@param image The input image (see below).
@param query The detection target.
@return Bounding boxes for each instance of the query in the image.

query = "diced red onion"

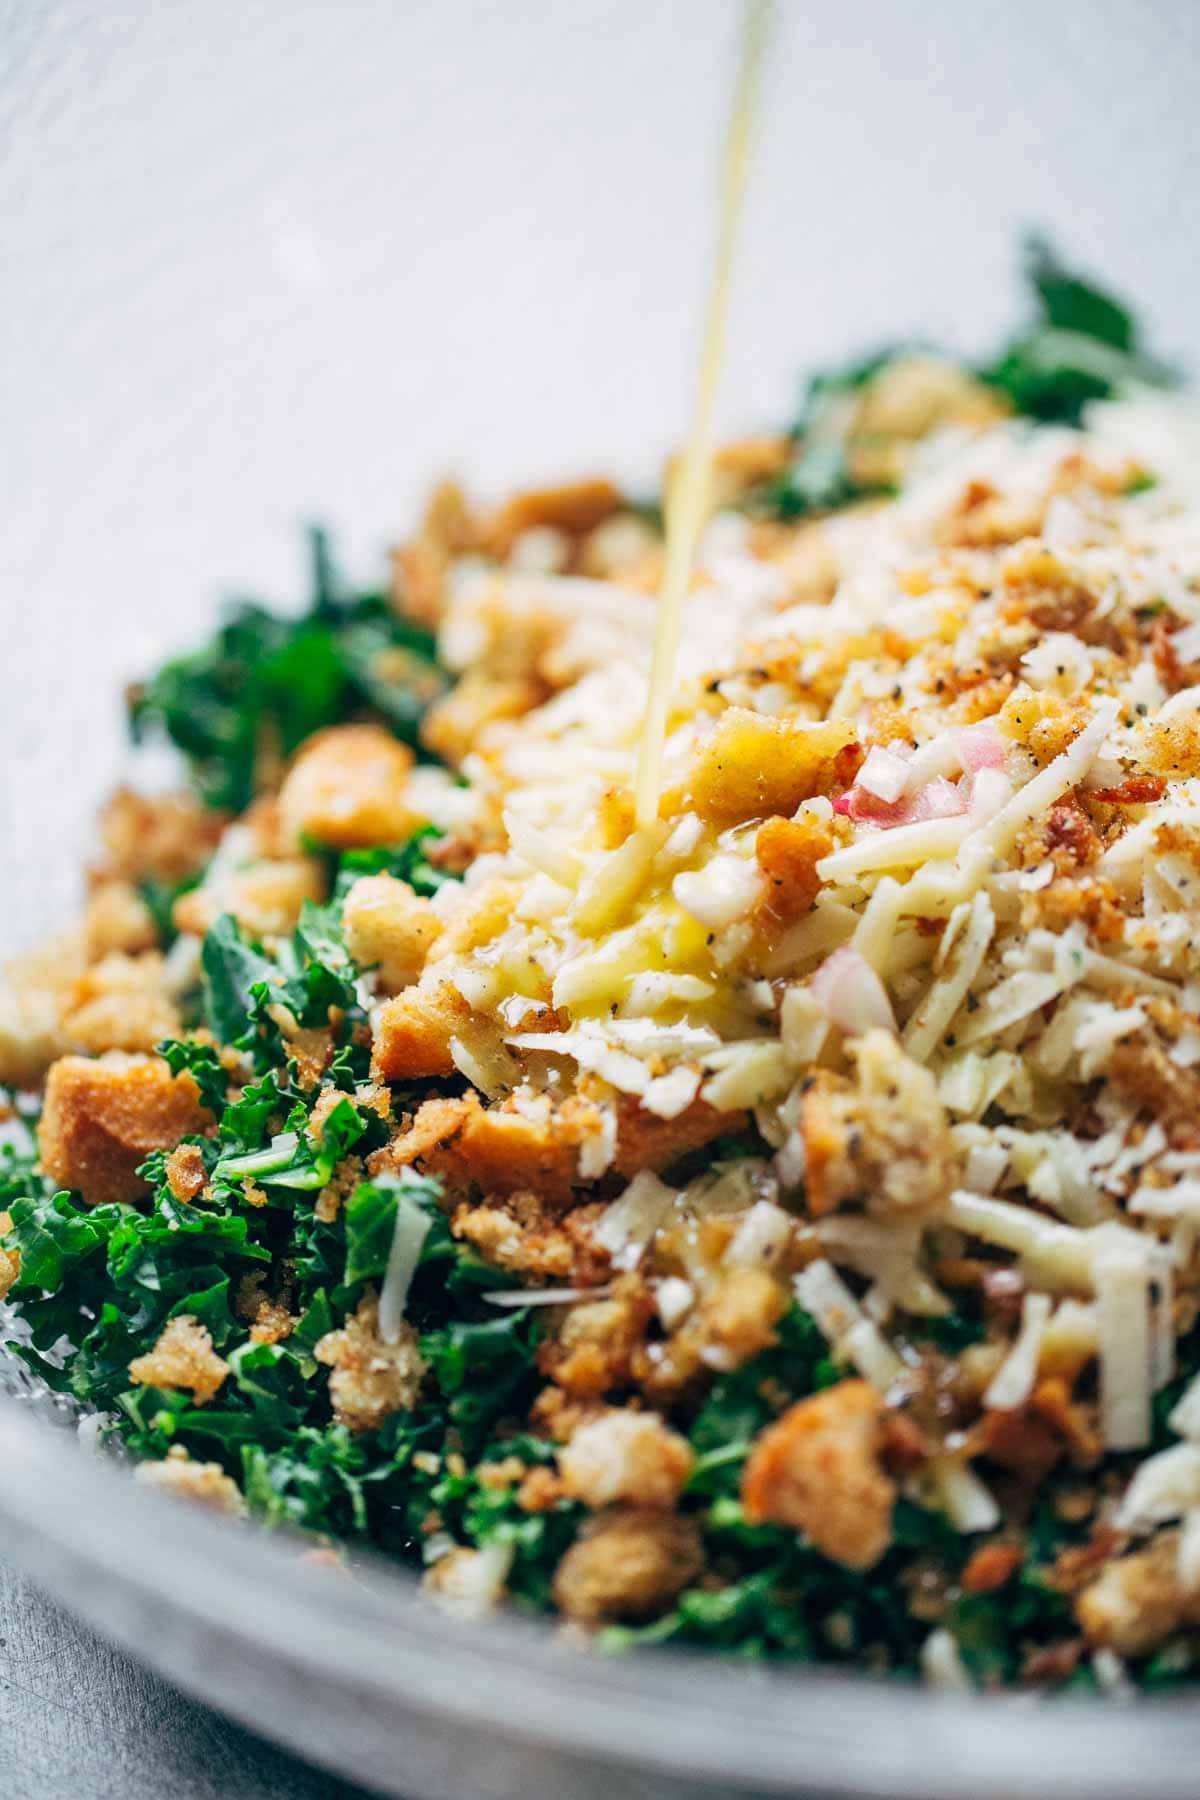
[953,722,1006,774]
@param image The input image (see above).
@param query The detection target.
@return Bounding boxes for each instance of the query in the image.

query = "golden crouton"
[1076,1531,1200,1658]
[173,858,324,939]
[97,787,225,884]
[689,709,858,825]
[421,670,545,768]
[38,1051,211,1206]
[552,1507,702,1624]
[558,1410,694,1510]
[129,1316,230,1405]
[60,952,180,1057]
[0,951,76,1089]
[741,1378,895,1570]
[611,1095,746,1179]
[538,1275,654,1398]
[801,1029,958,1221]
[370,981,470,1081]
[341,874,443,993]
[82,881,158,960]
[134,1445,246,1515]
[754,813,834,928]
[484,477,623,561]
[279,725,418,851]
[315,1292,426,1432]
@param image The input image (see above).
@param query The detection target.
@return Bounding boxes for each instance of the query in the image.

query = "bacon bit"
[880,1410,932,1474]
[962,1542,1024,1594]
[1020,1639,1084,1686]
[977,1406,1062,1485]
[1030,1377,1103,1467]
[1089,774,1167,806]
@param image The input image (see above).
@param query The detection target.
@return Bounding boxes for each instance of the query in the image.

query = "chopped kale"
[129,526,447,812]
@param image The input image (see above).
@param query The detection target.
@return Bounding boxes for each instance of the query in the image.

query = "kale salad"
[5,243,1200,1691]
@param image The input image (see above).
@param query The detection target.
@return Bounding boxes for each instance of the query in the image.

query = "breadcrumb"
[135,1445,246,1516]
[129,1316,230,1406]
[315,1293,427,1432]
[552,1507,702,1624]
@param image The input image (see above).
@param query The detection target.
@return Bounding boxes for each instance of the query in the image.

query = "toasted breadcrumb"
[135,1445,246,1516]
[552,1507,702,1624]
[164,1142,207,1202]
[315,1293,426,1431]
[801,1030,958,1221]
[129,1316,230,1406]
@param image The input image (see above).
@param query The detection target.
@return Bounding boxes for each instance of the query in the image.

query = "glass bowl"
[5,6,1199,1793]
[0,1390,1196,1800]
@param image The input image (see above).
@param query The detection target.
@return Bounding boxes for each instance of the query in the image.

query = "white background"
[3,0,1198,944]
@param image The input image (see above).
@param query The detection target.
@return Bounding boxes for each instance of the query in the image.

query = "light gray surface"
[0,1559,374,1800]
[4,0,1200,949]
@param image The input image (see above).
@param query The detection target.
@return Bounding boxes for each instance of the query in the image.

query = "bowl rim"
[1,1396,1197,1800]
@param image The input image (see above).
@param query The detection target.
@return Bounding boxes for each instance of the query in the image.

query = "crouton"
[611,1095,746,1179]
[134,1445,246,1515]
[314,1293,426,1432]
[741,1378,895,1570]
[552,1507,702,1624]
[370,980,470,1081]
[279,725,418,851]
[128,1316,229,1405]
[82,880,158,960]
[391,478,481,627]
[801,1029,957,1220]
[0,955,75,1088]
[38,1051,211,1205]
[97,787,225,885]
[60,952,180,1056]
[638,1266,788,1401]
[420,671,545,768]
[558,1410,693,1510]
[1076,1531,1200,1658]
[754,813,834,927]
[689,709,858,826]
[342,874,443,993]
[484,477,623,561]
[173,858,324,939]
[538,1275,654,1397]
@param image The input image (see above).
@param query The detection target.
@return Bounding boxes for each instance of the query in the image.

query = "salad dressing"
[633,0,772,827]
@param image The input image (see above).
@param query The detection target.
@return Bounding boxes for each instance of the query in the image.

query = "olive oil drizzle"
[633,0,772,827]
